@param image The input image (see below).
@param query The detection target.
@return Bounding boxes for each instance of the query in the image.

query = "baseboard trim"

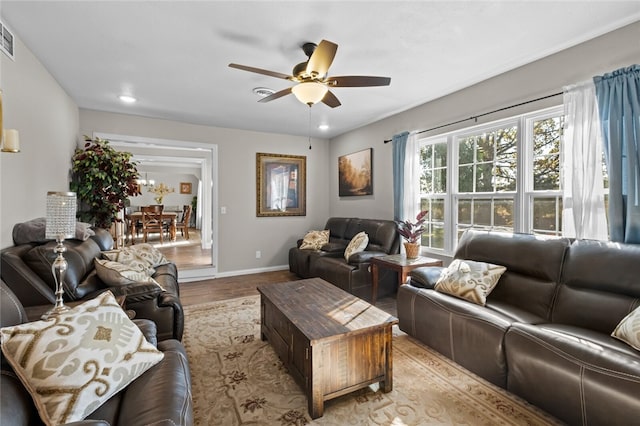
[178,264,290,282]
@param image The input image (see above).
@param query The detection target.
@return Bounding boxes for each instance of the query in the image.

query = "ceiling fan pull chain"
[308,105,312,150]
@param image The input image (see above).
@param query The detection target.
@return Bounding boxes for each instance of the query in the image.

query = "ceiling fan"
[229,39,391,108]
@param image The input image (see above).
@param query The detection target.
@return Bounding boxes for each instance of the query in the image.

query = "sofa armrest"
[409,266,445,289]
[133,319,158,347]
[117,340,193,426]
[348,251,387,264]
[106,281,163,303]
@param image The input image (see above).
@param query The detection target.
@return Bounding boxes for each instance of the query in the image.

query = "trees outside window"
[416,106,606,255]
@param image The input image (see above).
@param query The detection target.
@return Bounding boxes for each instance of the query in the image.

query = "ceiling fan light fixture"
[292,82,328,106]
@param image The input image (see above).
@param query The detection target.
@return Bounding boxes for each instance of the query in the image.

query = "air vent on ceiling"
[1,19,15,60]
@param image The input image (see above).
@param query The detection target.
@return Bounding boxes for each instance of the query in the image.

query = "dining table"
[126,211,179,243]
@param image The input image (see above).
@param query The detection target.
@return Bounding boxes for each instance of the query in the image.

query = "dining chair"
[175,205,192,240]
[141,205,164,243]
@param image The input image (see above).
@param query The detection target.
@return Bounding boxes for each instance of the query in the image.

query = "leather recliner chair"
[0,279,193,426]
[1,227,184,341]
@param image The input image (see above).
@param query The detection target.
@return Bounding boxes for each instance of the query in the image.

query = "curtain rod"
[383,91,563,143]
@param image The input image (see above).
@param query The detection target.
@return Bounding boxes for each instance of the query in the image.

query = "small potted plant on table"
[396,210,428,259]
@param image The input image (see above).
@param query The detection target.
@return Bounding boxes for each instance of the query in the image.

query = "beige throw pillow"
[612,306,640,351]
[94,258,161,288]
[103,243,169,271]
[434,259,506,306]
[344,231,369,262]
[0,291,164,426]
[299,229,330,250]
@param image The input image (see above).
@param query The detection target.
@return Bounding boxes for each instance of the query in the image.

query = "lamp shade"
[291,82,328,105]
[46,192,77,239]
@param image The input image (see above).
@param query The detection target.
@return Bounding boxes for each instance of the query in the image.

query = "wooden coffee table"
[257,278,398,419]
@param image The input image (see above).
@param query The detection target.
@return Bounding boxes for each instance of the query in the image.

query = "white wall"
[79,109,331,273]
[329,21,640,221]
[0,35,79,248]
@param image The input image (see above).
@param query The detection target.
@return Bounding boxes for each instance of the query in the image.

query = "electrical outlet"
[255,250,261,259]
[220,206,227,214]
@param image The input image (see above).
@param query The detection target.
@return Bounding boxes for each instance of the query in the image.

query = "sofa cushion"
[12,217,95,245]
[22,238,103,300]
[0,291,164,426]
[344,231,368,261]
[435,259,506,306]
[299,230,330,250]
[612,306,640,351]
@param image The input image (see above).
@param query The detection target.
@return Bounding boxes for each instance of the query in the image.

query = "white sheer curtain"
[400,132,420,254]
[562,80,608,240]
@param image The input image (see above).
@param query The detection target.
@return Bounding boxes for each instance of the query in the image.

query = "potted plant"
[396,210,428,259]
[70,136,141,230]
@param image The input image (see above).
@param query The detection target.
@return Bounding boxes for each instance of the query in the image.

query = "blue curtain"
[392,131,409,221]
[594,65,640,243]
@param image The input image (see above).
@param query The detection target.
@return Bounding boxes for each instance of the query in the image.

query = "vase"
[404,242,420,259]
[155,196,163,204]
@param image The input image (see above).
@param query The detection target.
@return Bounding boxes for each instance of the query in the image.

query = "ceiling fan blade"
[327,76,391,87]
[229,63,292,80]
[306,40,338,77]
[322,90,341,108]
[258,87,293,103]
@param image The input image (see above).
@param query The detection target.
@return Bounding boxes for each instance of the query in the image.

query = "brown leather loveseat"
[289,217,400,302]
[0,280,193,426]
[397,229,640,425]
[1,227,184,341]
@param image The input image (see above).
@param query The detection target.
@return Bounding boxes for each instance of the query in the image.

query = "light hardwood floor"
[179,270,398,317]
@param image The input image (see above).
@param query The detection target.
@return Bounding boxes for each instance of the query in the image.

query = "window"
[416,106,606,255]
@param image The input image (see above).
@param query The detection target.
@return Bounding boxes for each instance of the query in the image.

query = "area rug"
[183,296,562,426]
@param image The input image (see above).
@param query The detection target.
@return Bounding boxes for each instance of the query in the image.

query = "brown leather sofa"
[1,227,184,341]
[397,230,640,425]
[289,217,400,302]
[0,280,193,426]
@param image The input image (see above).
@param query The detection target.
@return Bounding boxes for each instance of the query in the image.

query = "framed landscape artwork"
[256,152,306,217]
[338,148,373,196]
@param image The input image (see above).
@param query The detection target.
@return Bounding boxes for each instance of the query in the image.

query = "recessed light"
[318,124,329,131]
[252,87,275,97]
[118,95,137,103]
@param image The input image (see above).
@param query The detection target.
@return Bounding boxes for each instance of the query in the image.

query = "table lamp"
[42,191,77,319]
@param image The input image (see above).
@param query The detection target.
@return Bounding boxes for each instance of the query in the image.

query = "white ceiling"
[2,1,639,139]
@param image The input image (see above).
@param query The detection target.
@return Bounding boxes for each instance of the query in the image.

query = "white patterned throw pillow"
[0,291,164,426]
[612,306,640,351]
[103,243,169,271]
[94,258,161,288]
[344,231,369,262]
[299,229,330,250]
[434,259,507,306]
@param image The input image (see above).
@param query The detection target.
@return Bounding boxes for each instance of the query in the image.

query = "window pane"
[533,117,562,191]
[494,199,514,227]
[473,199,492,226]
[431,198,444,221]
[431,223,445,249]
[533,197,559,232]
[495,159,517,191]
[434,143,447,167]
[434,168,446,193]
[459,165,473,192]
[458,199,471,224]
[421,169,432,193]
[476,135,494,162]
[475,163,493,192]
[459,138,474,164]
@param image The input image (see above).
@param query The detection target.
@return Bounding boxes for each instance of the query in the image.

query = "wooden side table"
[370,254,443,304]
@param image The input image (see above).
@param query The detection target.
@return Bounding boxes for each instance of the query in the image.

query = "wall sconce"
[1,129,20,152]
